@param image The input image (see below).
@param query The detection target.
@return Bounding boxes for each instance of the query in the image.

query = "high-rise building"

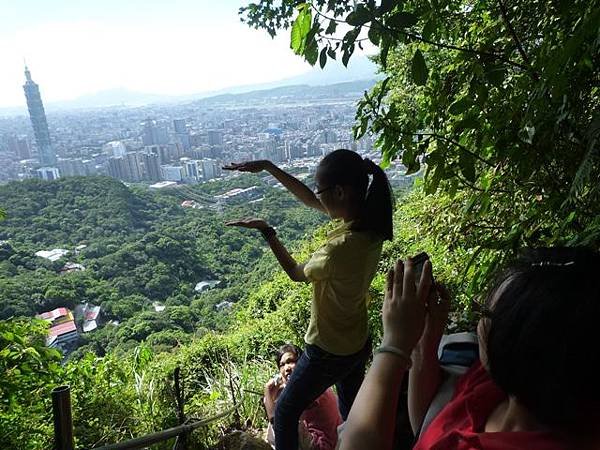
[173,119,187,134]
[200,159,221,181]
[142,119,169,146]
[107,153,143,182]
[103,141,127,157]
[208,130,224,146]
[183,160,202,181]
[23,65,56,166]
[57,158,87,177]
[16,136,32,159]
[37,167,60,180]
[173,119,191,151]
[141,152,161,181]
[124,152,143,181]
[160,165,184,182]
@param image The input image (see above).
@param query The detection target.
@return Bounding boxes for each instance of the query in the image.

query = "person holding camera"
[339,248,600,450]
[264,344,341,450]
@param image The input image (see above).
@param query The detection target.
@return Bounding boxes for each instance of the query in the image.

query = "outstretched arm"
[226,219,307,282]
[223,160,326,213]
[339,259,433,450]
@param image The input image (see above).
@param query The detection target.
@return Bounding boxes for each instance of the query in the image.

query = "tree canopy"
[241,0,600,290]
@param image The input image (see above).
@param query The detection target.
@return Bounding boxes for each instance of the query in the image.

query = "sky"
[0,0,332,108]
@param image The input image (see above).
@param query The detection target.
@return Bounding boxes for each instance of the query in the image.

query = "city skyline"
[0,0,373,109]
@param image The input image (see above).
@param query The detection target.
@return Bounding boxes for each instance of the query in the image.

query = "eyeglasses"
[314,185,333,196]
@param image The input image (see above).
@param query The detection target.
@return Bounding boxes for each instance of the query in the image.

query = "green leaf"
[319,47,328,69]
[422,19,436,40]
[368,25,381,46]
[290,5,312,55]
[449,97,473,115]
[346,5,372,26]
[305,39,319,65]
[342,44,355,67]
[455,116,479,131]
[459,152,476,183]
[380,36,391,69]
[377,0,397,16]
[411,49,428,85]
[327,47,337,60]
[325,20,337,35]
[388,11,418,28]
[343,28,360,46]
[484,65,506,87]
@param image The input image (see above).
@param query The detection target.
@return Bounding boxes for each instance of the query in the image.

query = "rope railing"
[52,366,238,450]
[90,407,235,450]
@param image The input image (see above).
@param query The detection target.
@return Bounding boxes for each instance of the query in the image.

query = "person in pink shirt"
[264,344,342,450]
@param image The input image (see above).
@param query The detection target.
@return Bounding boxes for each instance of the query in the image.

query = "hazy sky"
[0,0,326,107]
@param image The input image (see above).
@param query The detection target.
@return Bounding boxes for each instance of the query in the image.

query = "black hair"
[484,247,600,434]
[318,149,394,241]
[276,343,301,367]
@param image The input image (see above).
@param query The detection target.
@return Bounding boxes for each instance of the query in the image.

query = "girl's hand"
[382,259,433,354]
[226,218,269,230]
[420,283,450,350]
[222,160,272,173]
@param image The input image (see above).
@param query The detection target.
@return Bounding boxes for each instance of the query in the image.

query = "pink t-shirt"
[300,388,343,450]
[267,388,342,450]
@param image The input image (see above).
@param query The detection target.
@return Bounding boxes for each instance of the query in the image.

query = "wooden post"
[52,385,74,450]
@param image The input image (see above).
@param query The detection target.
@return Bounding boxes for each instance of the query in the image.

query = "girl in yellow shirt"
[225,149,394,450]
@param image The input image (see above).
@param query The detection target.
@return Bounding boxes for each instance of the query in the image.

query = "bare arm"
[226,219,307,282]
[408,343,443,434]
[339,259,433,450]
[263,232,307,282]
[339,353,408,450]
[408,285,450,434]
[223,160,326,213]
[265,163,325,213]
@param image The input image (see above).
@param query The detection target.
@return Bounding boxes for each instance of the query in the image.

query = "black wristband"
[260,226,277,240]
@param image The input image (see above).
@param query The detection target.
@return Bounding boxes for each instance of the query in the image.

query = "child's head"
[480,247,600,434]
[315,149,394,240]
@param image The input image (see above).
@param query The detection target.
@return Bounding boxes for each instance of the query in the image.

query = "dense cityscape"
[0,66,409,193]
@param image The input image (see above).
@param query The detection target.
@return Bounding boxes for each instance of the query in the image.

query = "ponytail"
[363,159,394,241]
[318,150,395,241]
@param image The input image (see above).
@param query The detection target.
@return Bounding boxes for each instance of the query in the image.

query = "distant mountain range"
[0,56,380,115]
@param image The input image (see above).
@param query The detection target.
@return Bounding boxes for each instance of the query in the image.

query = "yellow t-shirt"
[303,221,383,355]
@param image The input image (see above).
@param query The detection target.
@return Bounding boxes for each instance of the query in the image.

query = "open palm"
[222,161,268,173]
[226,218,269,229]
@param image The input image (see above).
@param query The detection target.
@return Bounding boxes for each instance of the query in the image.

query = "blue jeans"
[273,338,372,450]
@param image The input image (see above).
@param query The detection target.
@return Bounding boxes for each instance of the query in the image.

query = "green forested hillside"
[0,175,326,356]
[0,181,476,450]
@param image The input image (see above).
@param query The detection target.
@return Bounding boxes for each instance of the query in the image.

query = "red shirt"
[413,362,569,450]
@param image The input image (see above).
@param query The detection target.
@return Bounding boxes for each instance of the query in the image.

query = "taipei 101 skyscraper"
[23,65,57,166]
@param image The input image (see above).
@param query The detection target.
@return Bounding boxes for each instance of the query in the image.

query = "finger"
[402,258,416,300]
[393,259,404,299]
[417,260,433,302]
[385,268,394,301]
